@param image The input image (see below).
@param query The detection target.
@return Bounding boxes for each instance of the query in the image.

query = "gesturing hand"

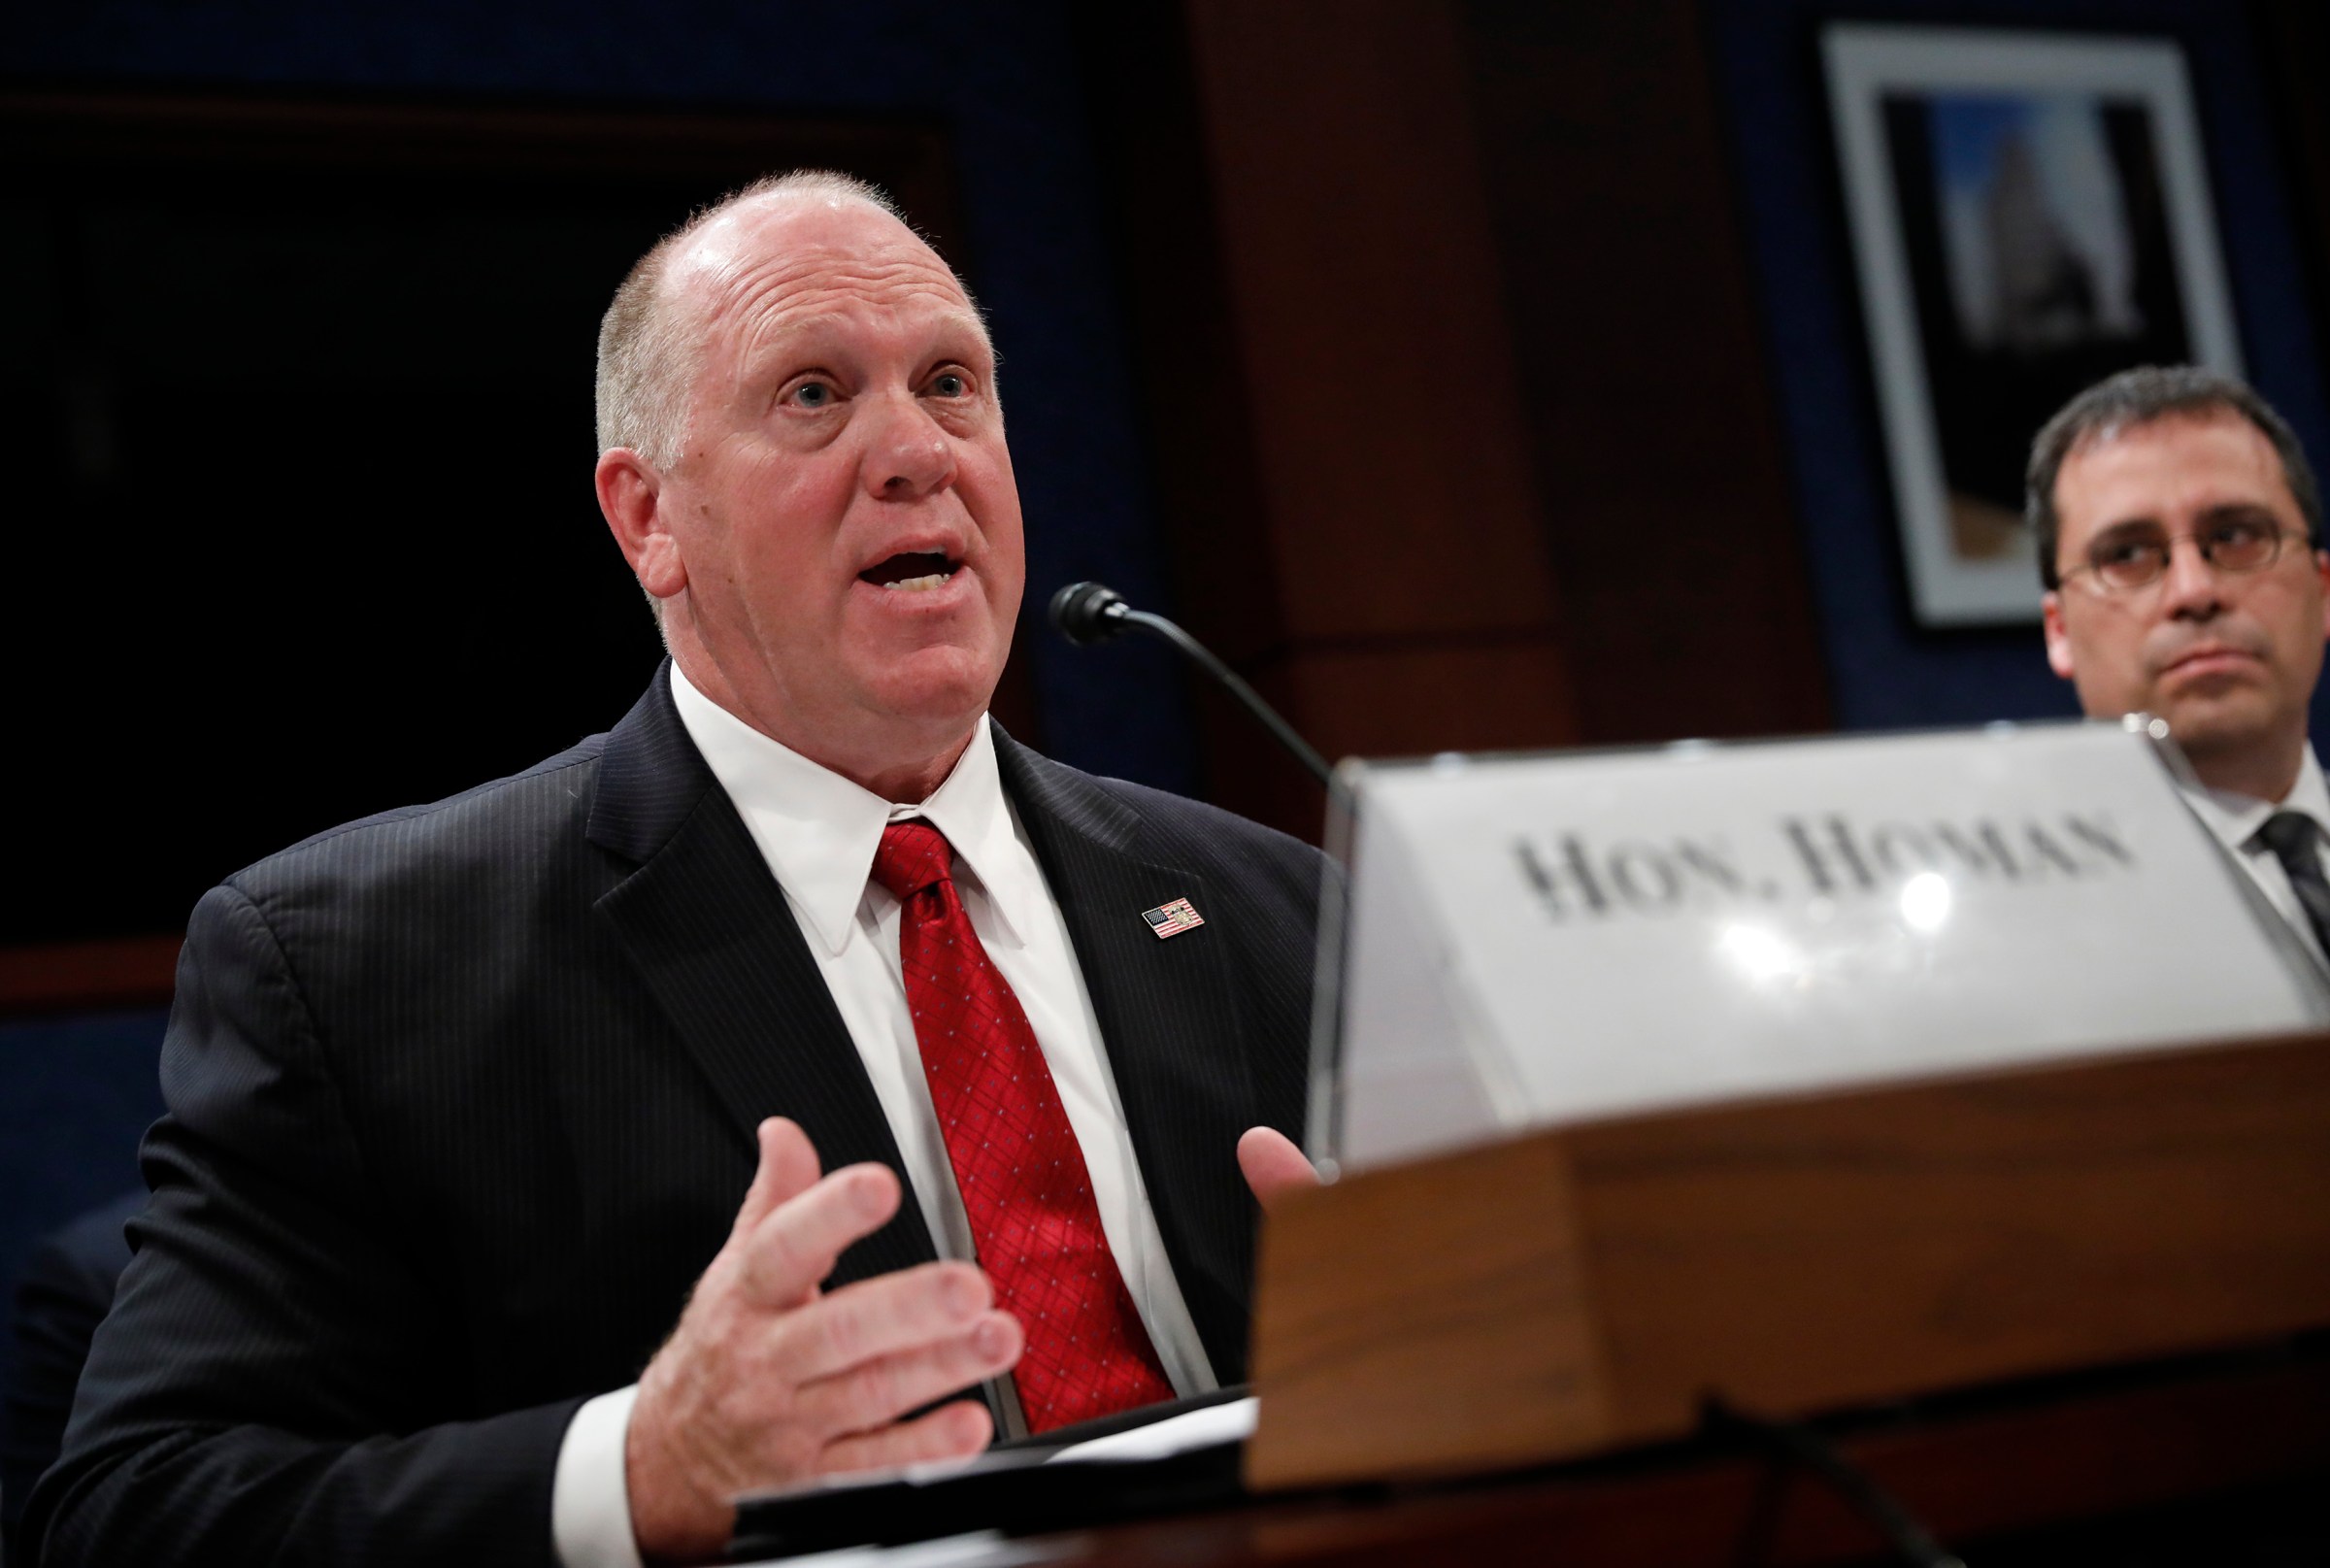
[624,1118,1023,1563]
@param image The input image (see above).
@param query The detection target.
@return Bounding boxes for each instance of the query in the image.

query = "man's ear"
[2315,550,2330,644]
[596,449,687,601]
[2042,590,2078,681]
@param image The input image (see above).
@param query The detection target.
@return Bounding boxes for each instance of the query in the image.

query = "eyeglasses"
[2058,517,2309,594]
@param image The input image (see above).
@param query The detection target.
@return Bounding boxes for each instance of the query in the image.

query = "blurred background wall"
[7,0,2330,1450]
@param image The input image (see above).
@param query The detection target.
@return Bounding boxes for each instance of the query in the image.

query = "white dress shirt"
[2175,744,2330,962]
[551,665,1215,1568]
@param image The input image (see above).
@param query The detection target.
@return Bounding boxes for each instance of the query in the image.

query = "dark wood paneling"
[1076,1,1578,840]
[0,936,181,1018]
[1066,5,1304,830]
[1080,0,1831,841]
[1459,0,1833,744]
[1175,3,1570,652]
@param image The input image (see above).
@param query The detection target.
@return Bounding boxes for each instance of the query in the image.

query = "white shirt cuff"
[551,1385,644,1568]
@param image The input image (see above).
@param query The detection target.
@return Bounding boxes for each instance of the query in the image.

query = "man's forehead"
[671,194,986,350]
[2066,408,2279,478]
[2059,410,2291,522]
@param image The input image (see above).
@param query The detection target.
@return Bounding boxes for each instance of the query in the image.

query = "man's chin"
[858,655,1005,732]
[2154,691,2280,759]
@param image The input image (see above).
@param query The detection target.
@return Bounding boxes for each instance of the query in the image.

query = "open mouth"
[859,550,958,592]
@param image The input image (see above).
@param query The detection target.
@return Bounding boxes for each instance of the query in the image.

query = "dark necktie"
[2252,811,2330,959]
[870,819,1175,1433]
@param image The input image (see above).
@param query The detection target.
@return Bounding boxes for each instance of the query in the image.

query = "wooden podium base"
[1246,1031,2330,1490]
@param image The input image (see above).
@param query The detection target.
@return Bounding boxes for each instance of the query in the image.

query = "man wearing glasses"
[2029,365,2330,959]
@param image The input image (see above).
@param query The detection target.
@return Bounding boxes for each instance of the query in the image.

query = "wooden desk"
[1249,1034,2330,1491]
[1031,1344,2330,1566]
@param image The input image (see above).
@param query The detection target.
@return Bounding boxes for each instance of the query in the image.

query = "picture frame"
[1821,23,2242,626]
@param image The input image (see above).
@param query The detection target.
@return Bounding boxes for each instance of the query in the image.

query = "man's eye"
[2210,518,2272,548]
[929,371,968,398]
[788,382,835,408]
[2095,540,2162,568]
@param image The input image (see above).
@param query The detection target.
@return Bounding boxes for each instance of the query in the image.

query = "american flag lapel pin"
[1141,897,1206,939]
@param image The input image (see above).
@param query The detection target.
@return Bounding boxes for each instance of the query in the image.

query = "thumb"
[1238,1125,1321,1215]
[734,1117,823,1237]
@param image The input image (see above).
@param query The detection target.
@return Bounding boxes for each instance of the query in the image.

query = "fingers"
[732,1118,823,1239]
[627,1153,996,1562]
[819,1397,996,1478]
[795,1305,1023,1436]
[778,1261,995,1383]
[736,1161,903,1306]
[1237,1125,1321,1215]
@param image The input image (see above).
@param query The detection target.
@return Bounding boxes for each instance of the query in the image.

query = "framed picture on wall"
[1821,23,2242,626]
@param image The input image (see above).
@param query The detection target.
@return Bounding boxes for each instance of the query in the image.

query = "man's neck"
[671,650,977,805]
[843,733,979,806]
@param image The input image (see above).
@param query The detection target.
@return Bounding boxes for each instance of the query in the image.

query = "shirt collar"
[666,663,1020,955]
[2178,744,2330,853]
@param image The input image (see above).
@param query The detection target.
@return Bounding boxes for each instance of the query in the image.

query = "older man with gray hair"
[29,171,1321,1568]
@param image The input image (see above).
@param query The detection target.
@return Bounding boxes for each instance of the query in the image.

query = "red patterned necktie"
[870,819,1176,1432]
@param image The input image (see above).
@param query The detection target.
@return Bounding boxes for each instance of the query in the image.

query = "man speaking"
[30,172,1321,1566]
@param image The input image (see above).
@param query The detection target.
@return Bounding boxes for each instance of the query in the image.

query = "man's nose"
[861,394,957,499]
[2158,534,2225,618]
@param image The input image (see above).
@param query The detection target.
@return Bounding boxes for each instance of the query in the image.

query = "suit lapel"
[585,667,935,1287]
[993,727,1261,1381]
[580,683,1263,1367]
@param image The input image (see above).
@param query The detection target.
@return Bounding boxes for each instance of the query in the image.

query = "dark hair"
[2024,365,2324,589]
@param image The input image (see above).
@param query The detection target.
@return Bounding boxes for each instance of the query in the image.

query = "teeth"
[882,572,952,592]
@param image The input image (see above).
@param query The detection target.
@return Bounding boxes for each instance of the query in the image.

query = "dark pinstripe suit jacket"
[28,667,1323,1567]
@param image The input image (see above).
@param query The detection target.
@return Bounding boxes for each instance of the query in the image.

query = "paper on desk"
[731,1399,1257,1563]
[738,1527,1065,1567]
[1045,1395,1257,1463]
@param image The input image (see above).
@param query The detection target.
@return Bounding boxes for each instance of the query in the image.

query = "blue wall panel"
[0,1011,166,1403]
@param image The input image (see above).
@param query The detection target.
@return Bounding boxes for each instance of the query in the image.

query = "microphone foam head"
[1048,581,1128,645]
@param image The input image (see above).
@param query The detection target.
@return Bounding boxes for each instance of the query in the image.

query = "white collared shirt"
[552,666,1215,1568]
[2176,745,2330,961]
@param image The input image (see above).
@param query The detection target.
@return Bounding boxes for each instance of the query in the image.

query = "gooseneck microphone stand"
[1048,582,1344,807]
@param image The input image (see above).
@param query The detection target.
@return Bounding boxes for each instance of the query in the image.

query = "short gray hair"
[594,169,907,469]
[2025,364,2323,589]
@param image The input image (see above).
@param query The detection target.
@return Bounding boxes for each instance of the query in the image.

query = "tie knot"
[2257,810,2320,863]
[872,819,954,902]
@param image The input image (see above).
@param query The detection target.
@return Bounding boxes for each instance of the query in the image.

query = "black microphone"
[1047,582,1342,799]
[1048,581,1131,646]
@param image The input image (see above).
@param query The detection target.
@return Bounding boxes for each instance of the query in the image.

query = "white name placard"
[1320,721,2328,1171]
